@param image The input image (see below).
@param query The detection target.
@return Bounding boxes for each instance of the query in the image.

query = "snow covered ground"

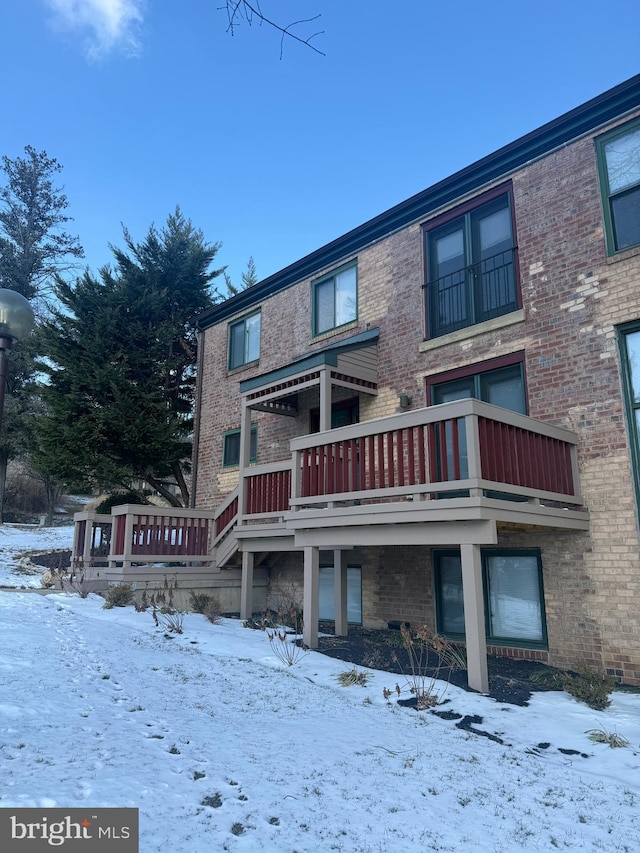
[0,525,639,852]
[0,523,74,588]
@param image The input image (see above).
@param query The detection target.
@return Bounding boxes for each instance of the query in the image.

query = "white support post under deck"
[333,549,348,637]
[302,546,320,649]
[240,551,254,620]
[460,543,489,694]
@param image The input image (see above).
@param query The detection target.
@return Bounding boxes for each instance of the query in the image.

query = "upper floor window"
[597,119,640,254]
[228,311,261,370]
[423,188,518,339]
[222,425,258,468]
[312,263,357,336]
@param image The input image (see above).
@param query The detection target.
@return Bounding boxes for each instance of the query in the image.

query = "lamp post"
[0,289,35,432]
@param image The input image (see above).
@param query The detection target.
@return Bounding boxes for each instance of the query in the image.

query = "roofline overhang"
[240,327,380,395]
[197,74,640,331]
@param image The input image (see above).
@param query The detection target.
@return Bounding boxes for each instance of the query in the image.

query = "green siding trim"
[616,323,640,523]
[222,425,258,468]
[595,115,640,256]
[197,75,640,331]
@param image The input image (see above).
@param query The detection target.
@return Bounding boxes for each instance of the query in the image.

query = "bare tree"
[221,1,325,57]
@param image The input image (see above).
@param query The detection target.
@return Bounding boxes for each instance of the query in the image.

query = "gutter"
[197,73,640,330]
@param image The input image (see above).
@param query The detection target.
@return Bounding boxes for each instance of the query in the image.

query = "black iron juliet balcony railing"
[423,248,518,339]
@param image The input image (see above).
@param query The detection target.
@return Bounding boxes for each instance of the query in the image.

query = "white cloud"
[44,0,145,60]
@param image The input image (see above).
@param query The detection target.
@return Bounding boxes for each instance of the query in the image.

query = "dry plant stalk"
[266,603,307,666]
[387,623,462,710]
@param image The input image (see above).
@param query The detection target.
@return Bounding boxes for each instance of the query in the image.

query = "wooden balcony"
[232,399,587,545]
[109,504,213,570]
[76,400,586,571]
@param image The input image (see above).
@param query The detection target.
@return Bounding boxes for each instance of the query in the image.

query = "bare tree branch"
[221,1,325,57]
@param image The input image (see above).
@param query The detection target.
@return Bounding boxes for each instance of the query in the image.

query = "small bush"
[268,583,303,630]
[563,666,615,711]
[94,491,150,514]
[267,626,307,667]
[530,667,567,689]
[531,664,615,710]
[203,597,223,624]
[188,592,212,613]
[586,728,629,748]
[243,612,277,631]
[335,667,370,687]
[64,571,92,599]
[103,583,134,609]
[387,623,457,709]
[153,608,184,634]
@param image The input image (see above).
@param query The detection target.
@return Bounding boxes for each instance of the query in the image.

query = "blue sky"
[1,1,639,291]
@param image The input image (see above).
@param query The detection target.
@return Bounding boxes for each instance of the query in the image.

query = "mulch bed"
[315,626,555,706]
[27,551,72,571]
[22,559,550,706]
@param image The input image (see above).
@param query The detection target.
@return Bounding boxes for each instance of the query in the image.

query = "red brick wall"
[196,108,640,685]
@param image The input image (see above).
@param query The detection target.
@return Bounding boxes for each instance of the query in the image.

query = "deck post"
[122,511,135,574]
[302,546,320,649]
[240,551,254,620]
[72,518,85,569]
[333,549,348,637]
[460,543,489,694]
[237,402,253,521]
[464,413,483,497]
[319,367,332,432]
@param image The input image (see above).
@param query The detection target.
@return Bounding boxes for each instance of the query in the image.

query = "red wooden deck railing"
[71,512,113,570]
[289,399,581,507]
[245,466,291,515]
[128,514,210,556]
[300,425,429,497]
[214,495,239,538]
[108,505,214,566]
[478,417,575,494]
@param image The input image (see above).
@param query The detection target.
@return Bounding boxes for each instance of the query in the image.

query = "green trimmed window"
[435,549,547,648]
[597,119,640,254]
[222,426,257,468]
[424,189,518,339]
[228,311,261,369]
[312,264,357,335]
[618,322,640,516]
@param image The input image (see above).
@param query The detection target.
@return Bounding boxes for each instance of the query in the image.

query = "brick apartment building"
[191,74,640,692]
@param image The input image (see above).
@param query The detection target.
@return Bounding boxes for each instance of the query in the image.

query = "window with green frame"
[222,426,257,468]
[228,311,261,369]
[617,322,640,515]
[596,118,640,254]
[312,263,357,335]
[434,549,547,648]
